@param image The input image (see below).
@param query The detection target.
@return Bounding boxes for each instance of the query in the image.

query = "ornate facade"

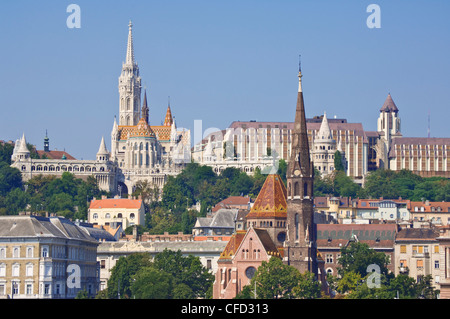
[11,22,191,195]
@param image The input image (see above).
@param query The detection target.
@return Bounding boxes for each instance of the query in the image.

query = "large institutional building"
[192,94,449,181]
[10,22,191,195]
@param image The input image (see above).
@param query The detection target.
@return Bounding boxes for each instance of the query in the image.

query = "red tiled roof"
[89,198,143,209]
[37,150,76,160]
[212,196,251,212]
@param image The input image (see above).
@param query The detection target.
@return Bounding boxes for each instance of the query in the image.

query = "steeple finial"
[298,55,303,93]
[126,20,135,65]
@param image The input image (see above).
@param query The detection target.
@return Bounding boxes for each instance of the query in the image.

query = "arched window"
[294,182,299,196]
[304,183,308,197]
[295,213,299,240]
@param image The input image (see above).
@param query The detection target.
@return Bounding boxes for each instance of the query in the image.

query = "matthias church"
[11,22,191,195]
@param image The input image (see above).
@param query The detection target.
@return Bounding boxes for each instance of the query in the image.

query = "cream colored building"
[88,197,145,229]
[0,215,99,299]
[394,227,441,290]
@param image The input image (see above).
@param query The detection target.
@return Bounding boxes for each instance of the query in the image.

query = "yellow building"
[0,215,99,299]
[88,197,145,229]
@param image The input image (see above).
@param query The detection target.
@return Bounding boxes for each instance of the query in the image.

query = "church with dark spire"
[283,65,318,275]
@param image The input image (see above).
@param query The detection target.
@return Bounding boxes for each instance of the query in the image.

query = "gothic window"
[295,214,299,240]
[127,98,131,110]
[294,182,299,196]
[304,183,308,197]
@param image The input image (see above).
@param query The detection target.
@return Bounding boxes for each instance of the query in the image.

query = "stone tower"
[376,93,402,168]
[283,66,317,275]
[118,21,142,126]
[313,112,337,175]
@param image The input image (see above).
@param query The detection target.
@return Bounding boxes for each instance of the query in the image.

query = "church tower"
[118,21,142,126]
[283,65,317,275]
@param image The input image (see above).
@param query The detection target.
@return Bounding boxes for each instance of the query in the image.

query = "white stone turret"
[313,112,336,175]
[15,133,31,161]
[118,21,142,126]
[97,136,109,161]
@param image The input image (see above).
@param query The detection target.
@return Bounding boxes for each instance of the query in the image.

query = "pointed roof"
[97,136,109,155]
[288,68,312,177]
[141,90,149,123]
[129,117,156,139]
[246,174,287,219]
[17,133,30,154]
[125,20,135,65]
[163,104,173,126]
[316,112,332,140]
[380,93,398,112]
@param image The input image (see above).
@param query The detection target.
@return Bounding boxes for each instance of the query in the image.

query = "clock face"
[294,169,300,176]
[245,266,256,279]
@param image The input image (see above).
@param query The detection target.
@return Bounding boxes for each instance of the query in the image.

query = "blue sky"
[0,0,449,160]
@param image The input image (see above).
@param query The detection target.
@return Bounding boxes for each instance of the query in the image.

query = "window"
[417,260,424,269]
[400,245,407,254]
[27,247,33,258]
[435,260,440,269]
[326,254,333,263]
[0,264,5,276]
[434,245,440,253]
[26,264,33,276]
[400,259,407,267]
[26,284,33,295]
[13,247,20,258]
[12,264,20,276]
[44,284,50,295]
[41,246,49,258]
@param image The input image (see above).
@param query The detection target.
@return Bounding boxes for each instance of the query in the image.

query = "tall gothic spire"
[288,65,312,177]
[141,90,149,123]
[126,20,135,65]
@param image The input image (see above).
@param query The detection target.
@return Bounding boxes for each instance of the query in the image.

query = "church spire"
[141,90,149,123]
[126,20,135,65]
[288,64,312,178]
[164,97,174,126]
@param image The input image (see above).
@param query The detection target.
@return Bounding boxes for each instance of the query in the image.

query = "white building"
[10,21,191,196]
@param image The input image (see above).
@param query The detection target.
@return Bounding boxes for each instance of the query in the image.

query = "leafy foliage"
[103,250,213,299]
[235,257,321,299]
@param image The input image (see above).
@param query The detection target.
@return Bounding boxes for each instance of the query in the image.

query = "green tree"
[0,162,23,196]
[151,249,214,299]
[130,267,172,299]
[247,257,301,299]
[334,150,345,171]
[338,242,390,278]
[107,253,153,299]
[292,271,322,299]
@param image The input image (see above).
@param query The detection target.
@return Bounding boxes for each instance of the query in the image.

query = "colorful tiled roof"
[128,118,156,139]
[246,174,287,219]
[163,105,173,126]
[218,230,247,261]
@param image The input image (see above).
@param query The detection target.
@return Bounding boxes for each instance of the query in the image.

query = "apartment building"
[0,215,99,299]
